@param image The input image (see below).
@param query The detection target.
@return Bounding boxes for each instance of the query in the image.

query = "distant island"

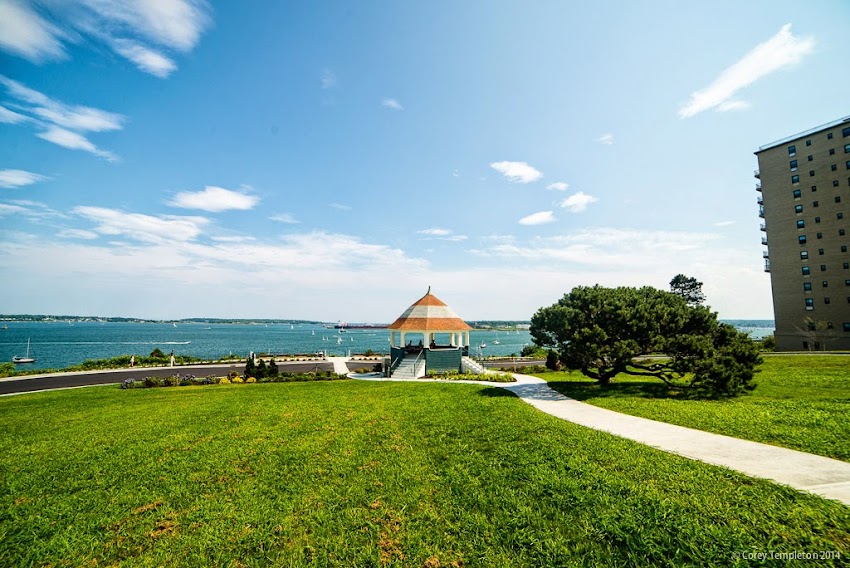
[0,314,533,330]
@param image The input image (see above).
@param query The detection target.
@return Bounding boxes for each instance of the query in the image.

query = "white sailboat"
[13,338,36,364]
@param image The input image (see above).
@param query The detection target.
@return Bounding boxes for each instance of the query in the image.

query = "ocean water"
[1,319,774,371]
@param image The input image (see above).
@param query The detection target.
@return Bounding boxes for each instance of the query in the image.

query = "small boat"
[493,340,500,345]
[13,338,36,364]
[311,330,315,336]
[479,342,486,349]
[337,336,343,344]
[173,323,177,328]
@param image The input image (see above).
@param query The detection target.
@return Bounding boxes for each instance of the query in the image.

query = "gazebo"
[385,287,473,378]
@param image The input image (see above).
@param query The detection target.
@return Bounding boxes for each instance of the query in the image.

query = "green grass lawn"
[2,380,849,567]
[537,354,850,462]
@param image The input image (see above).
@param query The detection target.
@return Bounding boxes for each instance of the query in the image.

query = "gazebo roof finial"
[427,285,431,295]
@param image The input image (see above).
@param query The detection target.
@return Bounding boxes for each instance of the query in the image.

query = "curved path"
[351,369,850,506]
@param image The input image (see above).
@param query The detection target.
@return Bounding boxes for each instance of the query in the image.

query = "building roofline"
[755,115,850,154]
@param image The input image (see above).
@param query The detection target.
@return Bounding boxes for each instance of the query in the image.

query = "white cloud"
[0,0,65,61]
[0,104,28,124]
[168,186,260,212]
[546,182,569,191]
[0,199,63,219]
[270,213,299,224]
[111,39,177,78]
[381,98,403,111]
[417,228,452,236]
[490,161,543,184]
[559,191,598,213]
[519,211,556,225]
[36,126,118,161]
[321,68,337,89]
[0,76,124,160]
[714,220,735,227]
[0,169,47,188]
[678,24,814,119]
[417,228,468,242]
[596,133,614,145]
[0,203,27,216]
[0,0,210,77]
[74,206,208,244]
[717,100,751,112]
[330,202,352,211]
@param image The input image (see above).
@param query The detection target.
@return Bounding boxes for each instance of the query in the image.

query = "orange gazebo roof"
[387,288,472,332]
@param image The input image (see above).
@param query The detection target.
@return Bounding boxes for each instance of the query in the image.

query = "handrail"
[412,350,424,377]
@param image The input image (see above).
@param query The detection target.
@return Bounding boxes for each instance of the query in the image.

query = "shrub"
[232,376,244,384]
[144,376,163,388]
[760,334,776,352]
[546,350,561,371]
[165,375,182,387]
[218,377,231,385]
[246,377,256,383]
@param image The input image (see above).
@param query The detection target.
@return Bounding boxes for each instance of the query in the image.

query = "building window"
[842,246,848,253]
[846,161,850,169]
[846,280,850,286]
[793,189,802,198]
[790,159,798,170]
[844,127,850,137]
[837,196,843,203]
[819,248,825,255]
[789,145,796,156]
[845,262,850,269]
[803,282,812,291]
[817,232,823,239]
[823,280,829,288]
[821,264,827,272]
[815,216,821,223]
[809,170,816,177]
[825,297,831,304]
[801,251,809,259]
[797,220,805,228]
[845,323,850,332]
[805,298,814,309]
[828,132,834,139]
[792,175,800,183]
[811,185,817,192]
[830,149,836,156]
[835,180,841,187]
[808,155,814,161]
[814,200,819,207]
[841,229,847,236]
[802,266,810,275]
[806,139,812,146]
[846,144,850,153]
[839,213,845,220]
[833,164,839,171]
[795,204,803,213]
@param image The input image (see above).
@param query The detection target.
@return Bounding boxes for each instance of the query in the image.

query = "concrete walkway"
[353,370,850,506]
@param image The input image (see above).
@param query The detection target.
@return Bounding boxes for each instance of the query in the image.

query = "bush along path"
[354,372,850,506]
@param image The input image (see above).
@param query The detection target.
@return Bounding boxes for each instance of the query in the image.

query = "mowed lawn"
[538,354,850,462]
[2,380,849,567]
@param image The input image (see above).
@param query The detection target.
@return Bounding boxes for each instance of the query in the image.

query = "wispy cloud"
[0,169,47,189]
[381,98,403,111]
[57,228,99,240]
[490,161,543,184]
[74,206,208,244]
[678,24,814,119]
[416,227,467,242]
[270,213,299,224]
[714,220,735,227]
[0,0,64,61]
[519,211,556,225]
[596,133,614,145]
[0,0,210,77]
[0,75,124,160]
[330,202,352,211]
[559,191,598,213]
[168,186,260,212]
[546,182,569,191]
[321,68,337,90]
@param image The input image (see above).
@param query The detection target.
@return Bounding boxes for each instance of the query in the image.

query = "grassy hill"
[2,379,849,566]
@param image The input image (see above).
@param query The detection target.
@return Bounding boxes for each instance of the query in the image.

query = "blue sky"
[1,1,849,321]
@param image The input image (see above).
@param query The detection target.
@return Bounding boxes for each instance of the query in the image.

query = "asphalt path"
[0,361,336,395]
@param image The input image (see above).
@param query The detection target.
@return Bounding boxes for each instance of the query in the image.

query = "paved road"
[0,361,335,395]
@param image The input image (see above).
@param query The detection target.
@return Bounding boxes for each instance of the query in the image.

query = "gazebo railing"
[412,349,425,377]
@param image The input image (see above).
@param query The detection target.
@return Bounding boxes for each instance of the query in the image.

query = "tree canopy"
[530,285,761,396]
[669,274,706,306]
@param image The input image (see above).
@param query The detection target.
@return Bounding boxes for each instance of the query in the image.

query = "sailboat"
[13,338,36,364]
